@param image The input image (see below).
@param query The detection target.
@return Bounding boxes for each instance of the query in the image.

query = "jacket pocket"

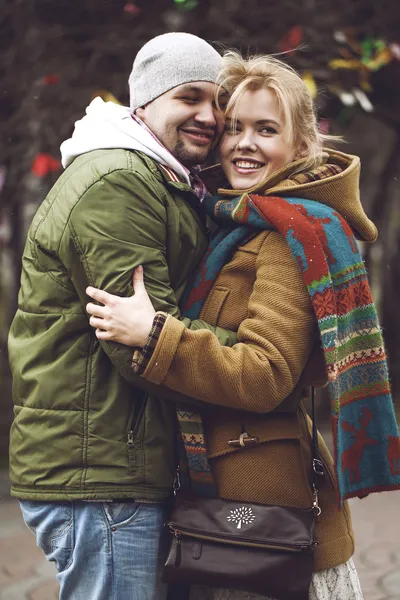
[201,286,230,325]
[206,411,302,460]
[127,391,147,481]
[207,411,313,507]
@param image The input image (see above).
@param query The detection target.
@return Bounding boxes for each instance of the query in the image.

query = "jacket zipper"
[127,393,148,449]
[169,525,314,554]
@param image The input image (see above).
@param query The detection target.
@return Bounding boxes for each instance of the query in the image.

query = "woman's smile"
[232,157,266,175]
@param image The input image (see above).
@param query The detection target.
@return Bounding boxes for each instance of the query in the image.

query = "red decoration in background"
[41,74,60,85]
[318,119,330,135]
[124,3,142,16]
[0,165,6,194]
[390,43,400,60]
[278,26,303,55]
[31,153,61,177]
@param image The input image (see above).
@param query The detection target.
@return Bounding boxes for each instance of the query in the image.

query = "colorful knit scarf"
[178,193,400,505]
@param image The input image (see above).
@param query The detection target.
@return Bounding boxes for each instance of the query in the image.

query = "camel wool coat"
[140,150,378,572]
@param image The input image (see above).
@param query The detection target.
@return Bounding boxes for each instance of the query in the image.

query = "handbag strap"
[310,386,324,515]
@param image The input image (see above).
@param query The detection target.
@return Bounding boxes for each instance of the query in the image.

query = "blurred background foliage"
[1,0,400,460]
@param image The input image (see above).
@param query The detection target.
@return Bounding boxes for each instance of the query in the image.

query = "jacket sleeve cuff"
[132,312,168,375]
[141,315,187,385]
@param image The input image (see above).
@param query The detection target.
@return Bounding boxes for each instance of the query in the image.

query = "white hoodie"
[60,97,190,185]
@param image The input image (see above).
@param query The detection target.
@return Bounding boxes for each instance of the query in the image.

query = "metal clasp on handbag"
[173,466,181,496]
[312,458,325,477]
[312,484,321,517]
[228,432,259,448]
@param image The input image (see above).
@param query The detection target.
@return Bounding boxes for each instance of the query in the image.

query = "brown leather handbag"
[164,495,316,600]
[163,390,324,600]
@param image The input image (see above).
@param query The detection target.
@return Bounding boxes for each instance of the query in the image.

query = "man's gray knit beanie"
[129,32,222,112]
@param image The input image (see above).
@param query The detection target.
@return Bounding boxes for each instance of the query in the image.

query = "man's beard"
[173,139,211,168]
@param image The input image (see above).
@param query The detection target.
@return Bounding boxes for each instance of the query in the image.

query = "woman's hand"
[86,266,156,347]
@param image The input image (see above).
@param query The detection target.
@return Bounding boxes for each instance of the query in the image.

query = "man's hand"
[86,266,156,347]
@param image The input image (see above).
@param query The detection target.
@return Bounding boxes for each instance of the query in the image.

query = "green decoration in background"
[174,0,198,10]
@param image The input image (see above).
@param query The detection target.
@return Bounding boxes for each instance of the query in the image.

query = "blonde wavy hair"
[217,51,340,172]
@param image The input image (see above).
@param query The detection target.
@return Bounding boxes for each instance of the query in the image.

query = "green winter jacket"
[8,149,235,501]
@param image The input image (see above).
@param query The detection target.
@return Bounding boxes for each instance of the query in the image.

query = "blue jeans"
[20,500,168,600]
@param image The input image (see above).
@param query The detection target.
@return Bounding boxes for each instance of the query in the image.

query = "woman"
[85,53,398,599]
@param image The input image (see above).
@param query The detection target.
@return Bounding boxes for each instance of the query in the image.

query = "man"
[8,32,232,600]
